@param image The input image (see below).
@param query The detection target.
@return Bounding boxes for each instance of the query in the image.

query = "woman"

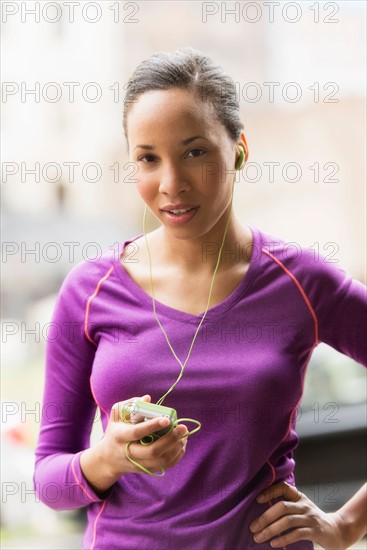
[33,48,367,549]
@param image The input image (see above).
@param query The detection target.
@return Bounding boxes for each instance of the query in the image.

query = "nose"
[158,161,191,196]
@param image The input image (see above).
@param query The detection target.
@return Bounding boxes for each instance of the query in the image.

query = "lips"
[161,203,199,213]
[160,205,199,225]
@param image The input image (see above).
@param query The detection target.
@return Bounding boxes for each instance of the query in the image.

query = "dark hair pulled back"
[123,47,243,143]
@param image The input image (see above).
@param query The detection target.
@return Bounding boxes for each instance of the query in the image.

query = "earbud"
[235,147,246,170]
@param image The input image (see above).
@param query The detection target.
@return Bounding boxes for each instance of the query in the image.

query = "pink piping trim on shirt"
[72,449,111,550]
[261,248,319,344]
[90,376,109,419]
[260,247,320,550]
[83,265,114,418]
[266,460,276,487]
[91,499,108,550]
[82,265,115,549]
[270,344,317,550]
[84,265,115,346]
[71,453,99,502]
[285,344,317,438]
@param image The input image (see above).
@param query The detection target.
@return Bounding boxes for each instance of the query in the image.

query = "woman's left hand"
[249,481,348,549]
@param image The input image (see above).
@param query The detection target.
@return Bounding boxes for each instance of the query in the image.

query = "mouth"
[160,206,199,225]
[163,207,196,215]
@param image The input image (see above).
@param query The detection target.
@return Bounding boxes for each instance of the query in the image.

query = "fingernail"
[159,417,170,426]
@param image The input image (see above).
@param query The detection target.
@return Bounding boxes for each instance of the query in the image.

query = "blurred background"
[1,0,366,547]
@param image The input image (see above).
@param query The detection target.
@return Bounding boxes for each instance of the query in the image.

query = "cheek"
[134,173,157,203]
[202,153,234,187]
[203,172,228,204]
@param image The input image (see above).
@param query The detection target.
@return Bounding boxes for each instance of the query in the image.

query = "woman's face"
[126,87,239,240]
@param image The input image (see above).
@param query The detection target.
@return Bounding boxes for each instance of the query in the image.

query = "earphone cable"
[143,182,235,406]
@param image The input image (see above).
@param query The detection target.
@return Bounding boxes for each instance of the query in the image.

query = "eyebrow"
[133,135,208,151]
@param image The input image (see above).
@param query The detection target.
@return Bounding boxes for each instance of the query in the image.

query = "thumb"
[110,395,151,423]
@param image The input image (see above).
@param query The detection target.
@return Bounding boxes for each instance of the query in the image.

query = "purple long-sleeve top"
[33,225,367,549]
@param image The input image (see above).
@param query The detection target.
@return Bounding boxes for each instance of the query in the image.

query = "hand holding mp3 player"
[80,395,189,491]
[118,395,201,477]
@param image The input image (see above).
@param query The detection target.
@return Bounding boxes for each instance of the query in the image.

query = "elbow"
[32,469,66,511]
[33,462,81,511]
[33,454,97,511]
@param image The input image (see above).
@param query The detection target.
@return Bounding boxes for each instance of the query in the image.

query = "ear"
[238,131,249,163]
[235,147,245,170]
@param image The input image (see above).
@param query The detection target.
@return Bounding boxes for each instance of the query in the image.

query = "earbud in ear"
[235,147,245,170]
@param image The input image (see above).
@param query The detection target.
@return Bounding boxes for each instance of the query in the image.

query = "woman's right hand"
[80,395,188,494]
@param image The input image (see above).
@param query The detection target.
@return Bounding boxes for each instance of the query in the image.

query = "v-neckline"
[114,224,263,324]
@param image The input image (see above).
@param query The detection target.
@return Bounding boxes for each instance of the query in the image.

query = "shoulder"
[56,244,124,308]
[254,226,315,272]
[254,225,355,294]
[258,225,366,306]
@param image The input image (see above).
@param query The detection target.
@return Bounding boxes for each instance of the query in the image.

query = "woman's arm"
[305,256,367,367]
[249,481,366,549]
[34,262,189,508]
[33,271,100,510]
[334,483,367,546]
[248,246,367,547]
[33,264,109,510]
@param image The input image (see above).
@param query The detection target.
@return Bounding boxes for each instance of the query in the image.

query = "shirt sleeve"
[33,264,112,510]
[306,257,367,367]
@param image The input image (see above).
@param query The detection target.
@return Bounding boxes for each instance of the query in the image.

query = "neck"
[147,213,250,274]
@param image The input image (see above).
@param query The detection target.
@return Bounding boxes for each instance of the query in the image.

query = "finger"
[256,482,302,503]
[127,430,187,470]
[159,431,188,463]
[250,500,305,534]
[153,426,188,458]
[127,425,187,464]
[251,514,311,544]
[110,395,151,423]
[126,416,171,442]
[165,440,187,468]
[265,527,313,548]
[164,423,188,440]
[175,424,189,439]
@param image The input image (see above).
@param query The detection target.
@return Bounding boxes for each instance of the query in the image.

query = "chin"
[163,225,213,242]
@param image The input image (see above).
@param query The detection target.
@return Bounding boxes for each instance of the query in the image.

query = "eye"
[187,148,206,158]
[138,154,156,163]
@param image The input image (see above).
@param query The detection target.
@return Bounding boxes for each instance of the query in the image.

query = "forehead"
[126,88,226,145]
